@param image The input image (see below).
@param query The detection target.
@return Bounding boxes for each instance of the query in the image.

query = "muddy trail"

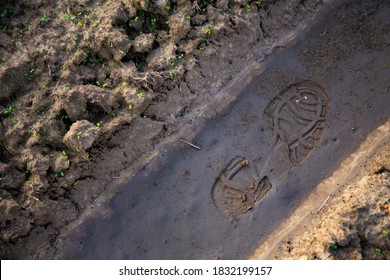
[49,0,390,259]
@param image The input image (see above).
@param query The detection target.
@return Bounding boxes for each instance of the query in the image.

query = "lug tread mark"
[212,156,272,218]
[264,80,329,165]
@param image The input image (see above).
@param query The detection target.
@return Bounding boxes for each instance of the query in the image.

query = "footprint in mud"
[264,80,329,165]
[211,156,272,218]
[212,80,329,218]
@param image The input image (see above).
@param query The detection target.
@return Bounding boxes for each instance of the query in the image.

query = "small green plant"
[0,9,14,18]
[199,46,205,51]
[62,150,67,156]
[95,121,102,127]
[329,244,337,250]
[77,132,82,140]
[2,105,13,115]
[24,67,35,78]
[165,5,171,11]
[245,4,251,12]
[40,83,47,89]
[128,104,133,110]
[61,64,68,70]
[165,20,171,25]
[382,230,388,236]
[205,27,211,36]
[137,92,143,98]
[375,248,381,253]
[41,14,48,22]
[74,35,79,41]
[77,21,83,27]
[161,126,168,134]
[54,171,65,177]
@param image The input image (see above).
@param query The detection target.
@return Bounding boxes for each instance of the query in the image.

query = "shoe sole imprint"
[264,80,329,164]
[212,156,272,218]
[212,80,329,218]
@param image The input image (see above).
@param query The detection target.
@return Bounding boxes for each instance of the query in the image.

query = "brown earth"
[0,0,327,259]
[270,142,389,260]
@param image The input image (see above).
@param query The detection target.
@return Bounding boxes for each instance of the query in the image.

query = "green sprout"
[205,27,211,36]
[2,105,13,115]
[382,230,388,236]
[330,244,337,250]
[375,248,381,253]
[0,9,13,18]
[41,14,48,22]
[95,121,102,127]
[25,67,35,78]
[54,171,65,178]
[77,132,82,140]
[137,92,143,98]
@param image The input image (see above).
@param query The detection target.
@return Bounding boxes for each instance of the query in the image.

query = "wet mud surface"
[56,0,390,259]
